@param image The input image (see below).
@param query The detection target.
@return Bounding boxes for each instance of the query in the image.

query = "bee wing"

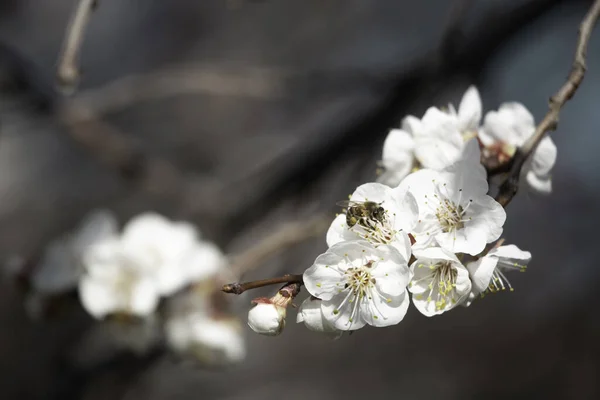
[335,200,365,207]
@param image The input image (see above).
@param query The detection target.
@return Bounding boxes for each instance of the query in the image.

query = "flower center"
[413,261,458,312]
[431,261,458,311]
[435,199,465,233]
[462,130,478,141]
[344,265,375,299]
[483,260,526,295]
[351,211,397,245]
[483,142,516,165]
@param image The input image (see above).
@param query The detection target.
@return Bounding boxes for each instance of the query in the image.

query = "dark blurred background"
[0,0,599,399]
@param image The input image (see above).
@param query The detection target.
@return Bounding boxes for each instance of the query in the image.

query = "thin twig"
[496,0,600,207]
[56,0,97,94]
[228,216,330,278]
[222,274,303,295]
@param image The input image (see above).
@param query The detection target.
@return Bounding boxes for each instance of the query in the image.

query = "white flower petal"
[184,242,225,284]
[530,136,557,176]
[483,102,535,145]
[360,291,410,327]
[371,245,411,296]
[525,170,552,194]
[488,244,532,266]
[469,196,506,243]
[325,214,355,247]
[466,255,499,294]
[322,292,367,331]
[457,86,482,132]
[78,276,122,319]
[304,252,346,301]
[296,298,343,339]
[129,278,161,317]
[401,115,422,134]
[379,129,415,186]
[414,109,464,170]
[391,187,419,233]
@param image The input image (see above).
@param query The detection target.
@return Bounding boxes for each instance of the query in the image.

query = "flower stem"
[222,274,303,295]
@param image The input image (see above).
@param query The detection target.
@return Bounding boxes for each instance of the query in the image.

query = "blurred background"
[0,0,599,399]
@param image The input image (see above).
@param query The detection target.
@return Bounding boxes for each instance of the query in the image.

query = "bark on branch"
[222,274,303,295]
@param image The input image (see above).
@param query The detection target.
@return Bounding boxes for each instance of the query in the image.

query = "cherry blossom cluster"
[249,87,546,337]
[8,211,245,365]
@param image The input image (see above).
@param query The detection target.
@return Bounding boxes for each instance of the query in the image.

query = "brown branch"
[222,274,303,295]
[56,0,98,94]
[228,216,330,278]
[496,0,600,207]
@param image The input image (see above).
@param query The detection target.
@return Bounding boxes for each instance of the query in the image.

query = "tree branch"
[222,274,303,295]
[495,0,600,207]
[56,0,97,94]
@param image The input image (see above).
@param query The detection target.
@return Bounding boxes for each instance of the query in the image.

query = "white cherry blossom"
[120,213,220,296]
[296,297,343,339]
[467,244,531,297]
[399,140,506,255]
[303,240,412,331]
[327,182,417,255]
[79,238,160,319]
[378,86,482,185]
[480,102,557,194]
[408,247,471,316]
[78,212,226,319]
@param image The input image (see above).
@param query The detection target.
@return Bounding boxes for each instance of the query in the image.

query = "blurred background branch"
[56,0,97,94]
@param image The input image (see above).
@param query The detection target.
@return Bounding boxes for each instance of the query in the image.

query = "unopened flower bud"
[247,282,301,336]
[247,300,286,336]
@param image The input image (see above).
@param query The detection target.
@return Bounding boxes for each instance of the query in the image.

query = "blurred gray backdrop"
[0,0,599,399]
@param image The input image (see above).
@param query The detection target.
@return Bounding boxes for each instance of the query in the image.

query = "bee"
[336,200,386,228]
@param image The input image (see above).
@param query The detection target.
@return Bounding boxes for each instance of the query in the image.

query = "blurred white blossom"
[480,103,557,194]
[70,315,162,368]
[166,311,245,365]
[119,213,225,296]
[32,210,118,294]
[303,240,411,331]
[79,238,160,319]
[327,182,417,254]
[408,247,471,316]
[78,212,226,320]
[399,140,506,255]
